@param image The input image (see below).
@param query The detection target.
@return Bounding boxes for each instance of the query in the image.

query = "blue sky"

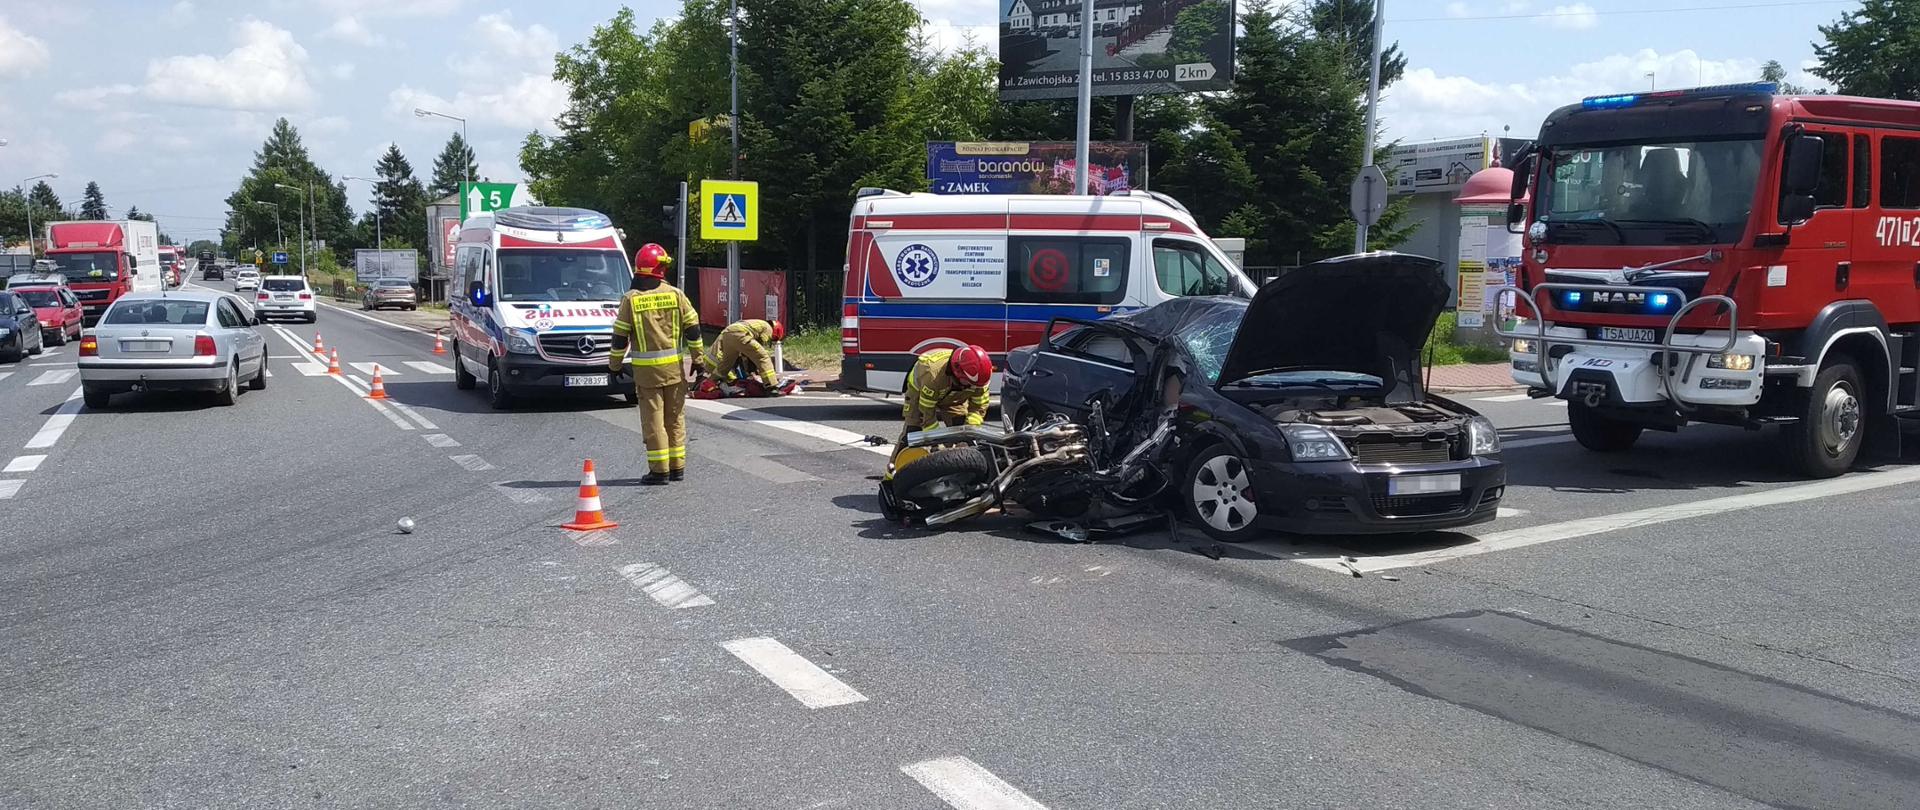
[0,0,1848,243]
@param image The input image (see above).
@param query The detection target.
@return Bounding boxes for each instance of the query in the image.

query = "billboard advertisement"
[926,141,1147,195]
[998,0,1236,101]
[1388,136,1492,195]
[354,249,420,282]
[695,266,787,329]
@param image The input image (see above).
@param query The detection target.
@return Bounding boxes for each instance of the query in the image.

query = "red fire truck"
[1502,82,1920,477]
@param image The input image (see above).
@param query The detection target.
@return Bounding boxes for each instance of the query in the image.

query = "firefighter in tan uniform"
[609,243,705,484]
[708,318,784,391]
[893,345,994,458]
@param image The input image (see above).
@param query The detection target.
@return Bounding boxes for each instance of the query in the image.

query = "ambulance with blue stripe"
[448,206,634,408]
[840,189,1255,392]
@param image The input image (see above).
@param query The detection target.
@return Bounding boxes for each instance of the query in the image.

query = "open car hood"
[1216,252,1449,402]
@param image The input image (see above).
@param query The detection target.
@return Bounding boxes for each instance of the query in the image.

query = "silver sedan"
[78,290,269,408]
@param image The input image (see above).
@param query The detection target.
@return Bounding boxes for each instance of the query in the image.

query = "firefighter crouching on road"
[708,318,784,394]
[893,345,994,461]
[609,243,705,485]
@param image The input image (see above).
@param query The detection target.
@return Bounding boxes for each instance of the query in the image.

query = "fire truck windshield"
[1540,138,1763,246]
[47,251,120,282]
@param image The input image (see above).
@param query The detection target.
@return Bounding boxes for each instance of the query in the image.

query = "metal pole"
[726,0,741,323]
[24,202,33,258]
[1074,0,1094,195]
[676,181,689,291]
[463,120,471,183]
[1354,0,1386,254]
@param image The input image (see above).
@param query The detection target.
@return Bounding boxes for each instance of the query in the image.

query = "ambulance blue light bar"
[1581,82,1779,110]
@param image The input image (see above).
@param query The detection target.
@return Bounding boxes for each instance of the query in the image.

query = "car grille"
[1371,494,1466,517]
[73,289,109,302]
[540,333,612,360]
[1350,439,1454,466]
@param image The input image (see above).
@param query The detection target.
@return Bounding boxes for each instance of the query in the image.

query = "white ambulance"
[839,189,1254,392]
[448,206,634,409]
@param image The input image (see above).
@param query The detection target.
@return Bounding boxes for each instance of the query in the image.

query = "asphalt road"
[3,272,1918,808]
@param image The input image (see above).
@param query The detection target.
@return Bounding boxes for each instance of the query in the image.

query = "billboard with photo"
[1387,136,1492,195]
[998,0,1236,101]
[926,141,1148,195]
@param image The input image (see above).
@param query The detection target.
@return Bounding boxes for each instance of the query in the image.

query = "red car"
[11,285,85,346]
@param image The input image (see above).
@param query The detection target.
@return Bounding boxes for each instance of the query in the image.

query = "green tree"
[429,132,478,198]
[1811,0,1920,100]
[187,239,219,257]
[222,118,356,266]
[1306,0,1405,89]
[363,144,430,254]
[27,181,60,214]
[1761,59,1811,95]
[79,182,109,220]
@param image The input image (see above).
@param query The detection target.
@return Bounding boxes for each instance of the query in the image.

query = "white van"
[448,206,633,409]
[839,189,1254,392]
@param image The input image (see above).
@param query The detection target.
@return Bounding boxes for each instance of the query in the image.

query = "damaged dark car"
[1000,252,1507,541]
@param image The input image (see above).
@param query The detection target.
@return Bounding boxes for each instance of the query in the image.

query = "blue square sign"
[711,194,748,230]
[272,252,289,264]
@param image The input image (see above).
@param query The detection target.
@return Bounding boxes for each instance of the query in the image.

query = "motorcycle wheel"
[891,447,996,505]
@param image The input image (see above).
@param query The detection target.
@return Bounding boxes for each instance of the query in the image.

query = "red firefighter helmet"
[634,243,672,278]
[949,344,992,388]
[770,320,786,341]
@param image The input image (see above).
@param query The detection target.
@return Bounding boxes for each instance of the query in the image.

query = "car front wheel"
[487,358,514,410]
[1183,445,1261,543]
[453,343,477,390]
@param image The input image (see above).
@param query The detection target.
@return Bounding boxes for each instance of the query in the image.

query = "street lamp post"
[274,182,310,275]
[413,108,471,184]
[20,172,58,257]
[727,0,743,322]
[254,201,282,249]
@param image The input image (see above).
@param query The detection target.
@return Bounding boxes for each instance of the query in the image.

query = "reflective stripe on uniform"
[628,348,682,367]
[668,446,687,460]
[647,449,671,461]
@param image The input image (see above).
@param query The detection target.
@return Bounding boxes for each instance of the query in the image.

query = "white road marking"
[37,348,63,358]
[0,372,11,383]
[0,480,21,500]
[617,563,716,609]
[1475,393,1534,403]
[901,756,1050,810]
[349,361,400,376]
[403,360,453,374]
[386,400,438,430]
[291,362,326,376]
[1310,465,1920,574]
[1502,434,1577,450]
[29,369,75,386]
[313,297,440,336]
[4,455,46,473]
[26,389,83,449]
[491,482,550,504]
[449,454,495,471]
[721,637,868,709]
[423,433,461,448]
[271,325,420,430]
[687,399,890,456]
[1496,506,1529,519]
[1547,400,1568,407]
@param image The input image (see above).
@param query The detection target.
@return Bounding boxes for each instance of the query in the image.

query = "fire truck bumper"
[1546,332,1767,409]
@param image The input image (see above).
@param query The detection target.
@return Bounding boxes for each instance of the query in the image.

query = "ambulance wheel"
[453,343,477,390]
[1568,403,1642,453]
[487,358,515,410]
[1784,354,1863,479]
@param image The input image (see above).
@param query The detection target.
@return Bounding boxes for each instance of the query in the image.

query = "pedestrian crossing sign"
[700,179,759,242]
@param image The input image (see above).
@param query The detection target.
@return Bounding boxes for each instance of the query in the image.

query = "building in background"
[1385,136,1532,318]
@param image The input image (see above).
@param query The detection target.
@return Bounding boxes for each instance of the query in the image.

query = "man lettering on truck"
[608,244,705,485]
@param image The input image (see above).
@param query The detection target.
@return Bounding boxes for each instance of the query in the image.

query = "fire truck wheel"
[1784,355,1863,479]
[1567,402,1642,452]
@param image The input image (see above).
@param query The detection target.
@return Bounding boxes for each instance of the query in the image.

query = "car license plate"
[565,374,609,388]
[1598,327,1658,343]
[121,339,169,352]
[1388,473,1462,497]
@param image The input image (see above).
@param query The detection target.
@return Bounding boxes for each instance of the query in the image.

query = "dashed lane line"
[4,455,46,473]
[25,389,83,449]
[423,433,461,448]
[721,637,868,709]
[449,454,496,472]
[617,563,716,609]
[901,756,1051,810]
[0,480,21,500]
[386,400,438,430]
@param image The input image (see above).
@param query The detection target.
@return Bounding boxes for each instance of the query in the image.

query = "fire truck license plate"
[1598,327,1658,343]
[565,374,609,388]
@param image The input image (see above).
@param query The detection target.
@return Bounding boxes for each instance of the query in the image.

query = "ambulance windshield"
[496,249,628,302]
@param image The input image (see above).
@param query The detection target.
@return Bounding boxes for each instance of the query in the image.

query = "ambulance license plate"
[1388,473,1461,497]
[1598,327,1657,343]
[565,374,609,388]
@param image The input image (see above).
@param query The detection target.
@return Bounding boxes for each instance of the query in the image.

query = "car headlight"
[1707,353,1755,371]
[505,330,539,355]
[1468,415,1501,456]
[1509,338,1536,354]
[1280,424,1350,462]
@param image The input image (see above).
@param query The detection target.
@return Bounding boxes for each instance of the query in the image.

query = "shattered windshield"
[1175,309,1240,384]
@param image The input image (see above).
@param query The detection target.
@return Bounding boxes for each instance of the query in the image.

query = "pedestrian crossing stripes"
[403,361,453,374]
[3,455,45,473]
[343,361,454,376]
[0,480,21,500]
[29,370,76,386]
[291,362,326,376]
[617,563,715,609]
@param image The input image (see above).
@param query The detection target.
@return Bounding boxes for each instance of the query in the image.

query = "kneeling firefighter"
[706,318,786,396]
[609,243,705,484]
[890,344,993,462]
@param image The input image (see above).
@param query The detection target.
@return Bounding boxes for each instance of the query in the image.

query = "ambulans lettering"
[1874,215,1920,247]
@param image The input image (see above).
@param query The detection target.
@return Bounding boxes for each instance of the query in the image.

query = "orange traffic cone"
[312,332,325,354]
[432,331,447,355]
[561,460,619,531]
[366,364,389,400]
[328,349,342,375]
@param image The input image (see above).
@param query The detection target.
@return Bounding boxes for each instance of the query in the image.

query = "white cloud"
[389,75,567,131]
[54,84,141,111]
[1540,3,1598,30]
[0,16,52,78]
[1445,2,1472,17]
[1379,49,1807,145]
[917,17,997,54]
[167,2,196,25]
[329,62,358,80]
[145,18,315,110]
[448,11,557,79]
[321,15,386,47]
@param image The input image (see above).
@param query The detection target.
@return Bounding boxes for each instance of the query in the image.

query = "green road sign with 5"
[460,182,532,221]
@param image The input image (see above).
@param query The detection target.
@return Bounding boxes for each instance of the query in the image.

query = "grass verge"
[781,326,842,372]
[1425,311,1509,365]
